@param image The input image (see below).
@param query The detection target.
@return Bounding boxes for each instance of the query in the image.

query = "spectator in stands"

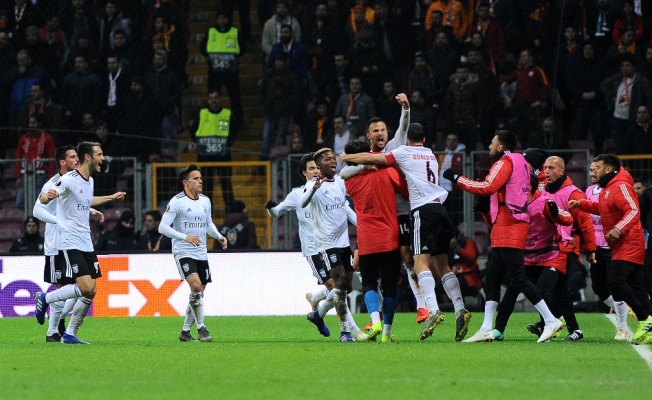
[633,177,646,196]
[8,0,39,42]
[445,62,482,151]
[111,29,135,73]
[567,40,608,153]
[1,49,50,133]
[216,200,259,250]
[639,46,652,82]
[138,209,172,252]
[622,105,652,155]
[600,54,652,146]
[101,52,131,132]
[14,114,56,209]
[376,79,401,133]
[304,2,343,101]
[333,76,375,136]
[260,52,301,162]
[344,4,375,50]
[409,88,435,147]
[98,0,132,59]
[38,12,69,72]
[302,96,332,151]
[145,0,191,44]
[265,24,309,84]
[465,2,504,67]
[17,82,61,137]
[448,227,482,297]
[261,0,302,63]
[120,76,161,162]
[501,48,551,143]
[527,116,571,158]
[22,26,58,79]
[95,209,138,252]
[200,8,245,132]
[466,47,501,147]
[437,132,466,227]
[407,51,438,107]
[189,89,236,212]
[320,52,353,106]
[146,14,188,83]
[426,31,459,93]
[144,49,181,151]
[58,0,99,48]
[323,115,351,174]
[425,0,469,42]
[65,31,100,73]
[10,216,43,253]
[61,54,101,129]
[612,0,644,46]
[348,26,386,99]
[424,10,453,50]
[605,28,643,70]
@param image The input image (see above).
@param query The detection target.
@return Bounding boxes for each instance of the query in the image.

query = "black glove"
[547,200,559,217]
[442,168,459,183]
[265,200,277,210]
[473,196,490,213]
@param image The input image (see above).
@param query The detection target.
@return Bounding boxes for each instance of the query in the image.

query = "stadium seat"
[0,230,19,252]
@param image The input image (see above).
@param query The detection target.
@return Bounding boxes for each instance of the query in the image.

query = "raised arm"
[385,93,410,152]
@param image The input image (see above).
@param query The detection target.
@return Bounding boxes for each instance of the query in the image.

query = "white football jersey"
[269,186,317,257]
[52,170,94,252]
[161,192,213,260]
[303,176,350,251]
[387,145,449,210]
[36,173,62,256]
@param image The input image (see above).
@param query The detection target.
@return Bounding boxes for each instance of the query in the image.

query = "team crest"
[182,263,189,272]
[329,253,337,263]
[604,190,610,199]
[55,271,62,280]
[72,264,79,274]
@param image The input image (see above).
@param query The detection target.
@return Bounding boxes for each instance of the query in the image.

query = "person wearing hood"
[445,62,482,151]
[443,131,563,343]
[94,209,138,251]
[216,200,258,249]
[570,153,652,344]
[200,8,244,131]
[10,217,44,253]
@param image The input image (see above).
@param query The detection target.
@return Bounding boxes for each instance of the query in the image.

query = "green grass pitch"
[1,312,650,400]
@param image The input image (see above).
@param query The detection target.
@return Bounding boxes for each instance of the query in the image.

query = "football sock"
[47,301,64,336]
[182,304,195,331]
[345,305,361,333]
[603,295,615,309]
[370,311,381,324]
[480,300,498,332]
[45,284,81,303]
[441,272,465,316]
[383,323,392,336]
[66,297,92,336]
[364,290,380,314]
[188,292,205,329]
[62,298,76,316]
[404,262,425,309]
[317,288,336,318]
[534,300,557,325]
[382,296,397,326]
[417,271,439,312]
[310,286,329,304]
[613,299,629,328]
[333,289,349,332]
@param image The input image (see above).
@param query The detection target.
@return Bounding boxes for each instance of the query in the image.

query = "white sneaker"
[353,330,368,342]
[462,330,494,343]
[538,319,563,343]
[305,293,318,311]
[614,327,630,341]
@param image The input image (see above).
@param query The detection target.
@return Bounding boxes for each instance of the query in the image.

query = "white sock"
[442,272,465,316]
[480,300,498,332]
[47,301,64,336]
[534,300,557,325]
[317,288,336,318]
[370,311,381,324]
[345,305,361,333]
[404,263,425,309]
[613,299,629,328]
[310,286,329,303]
[65,297,92,336]
[603,295,615,309]
[417,271,439,312]
[334,289,349,332]
[354,271,362,283]
[182,304,195,331]
[62,298,76,316]
[382,323,392,336]
[45,284,81,303]
[188,292,205,329]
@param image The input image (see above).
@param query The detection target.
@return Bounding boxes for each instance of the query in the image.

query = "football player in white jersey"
[159,164,227,342]
[340,123,455,340]
[265,153,365,341]
[300,148,365,342]
[34,141,125,344]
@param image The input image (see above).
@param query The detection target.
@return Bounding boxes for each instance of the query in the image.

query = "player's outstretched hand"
[396,93,410,109]
[111,192,126,202]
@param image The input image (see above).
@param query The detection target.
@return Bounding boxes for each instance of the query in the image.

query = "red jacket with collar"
[578,169,645,265]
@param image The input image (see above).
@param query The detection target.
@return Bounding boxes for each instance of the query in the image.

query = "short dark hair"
[366,116,384,131]
[55,144,76,163]
[77,141,101,163]
[593,153,621,169]
[178,163,200,183]
[280,23,293,32]
[495,130,517,152]
[344,139,371,165]
[145,209,162,222]
[407,123,426,143]
[298,152,315,178]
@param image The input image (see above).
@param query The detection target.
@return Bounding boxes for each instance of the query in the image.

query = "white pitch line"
[604,314,652,372]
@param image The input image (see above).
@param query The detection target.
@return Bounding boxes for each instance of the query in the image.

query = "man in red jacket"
[569,154,652,344]
[443,131,562,343]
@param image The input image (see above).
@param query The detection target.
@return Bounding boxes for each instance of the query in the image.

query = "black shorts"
[322,246,354,272]
[411,203,453,256]
[397,214,411,247]
[176,257,212,286]
[43,255,58,284]
[307,254,331,285]
[358,249,401,297]
[58,249,101,284]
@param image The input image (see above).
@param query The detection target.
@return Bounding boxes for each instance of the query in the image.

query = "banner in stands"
[0,253,321,318]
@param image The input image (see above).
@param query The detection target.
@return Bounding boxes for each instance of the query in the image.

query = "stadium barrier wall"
[0,252,321,318]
